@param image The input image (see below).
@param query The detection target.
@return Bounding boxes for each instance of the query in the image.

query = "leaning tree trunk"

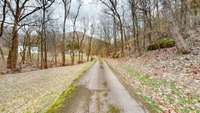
[162,0,190,54]
[170,26,190,54]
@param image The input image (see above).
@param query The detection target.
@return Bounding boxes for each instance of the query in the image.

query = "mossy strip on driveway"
[46,61,96,113]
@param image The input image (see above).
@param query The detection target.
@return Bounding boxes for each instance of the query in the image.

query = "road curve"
[58,61,147,113]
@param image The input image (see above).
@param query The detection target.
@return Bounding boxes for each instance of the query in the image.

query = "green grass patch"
[143,96,163,113]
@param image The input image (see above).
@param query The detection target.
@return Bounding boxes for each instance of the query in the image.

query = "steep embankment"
[107,27,200,113]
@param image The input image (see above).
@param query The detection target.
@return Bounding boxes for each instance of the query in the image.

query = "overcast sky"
[53,0,102,33]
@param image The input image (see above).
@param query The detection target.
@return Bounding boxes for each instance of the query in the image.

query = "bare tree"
[5,0,55,71]
[70,0,82,65]
[62,0,71,66]
[77,17,88,63]
[20,29,32,64]
[39,0,55,69]
[87,24,95,61]
[0,0,6,60]
[100,17,112,56]
[99,0,125,56]
[52,30,57,66]
[162,0,190,54]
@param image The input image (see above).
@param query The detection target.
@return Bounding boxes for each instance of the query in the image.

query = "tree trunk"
[170,26,190,54]
[62,14,67,66]
[0,0,6,61]
[21,34,27,64]
[41,0,46,69]
[40,35,44,69]
[87,37,92,62]
[162,0,190,54]
[78,50,81,63]
[71,51,75,65]
[113,16,117,55]
[44,37,48,69]
[0,47,4,60]
[7,22,19,71]
[27,33,32,63]
[119,19,124,56]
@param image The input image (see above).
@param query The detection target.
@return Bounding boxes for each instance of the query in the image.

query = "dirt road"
[58,61,147,113]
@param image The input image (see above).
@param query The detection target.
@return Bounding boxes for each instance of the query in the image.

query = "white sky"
[53,0,102,33]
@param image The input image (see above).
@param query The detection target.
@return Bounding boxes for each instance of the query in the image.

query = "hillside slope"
[107,27,200,112]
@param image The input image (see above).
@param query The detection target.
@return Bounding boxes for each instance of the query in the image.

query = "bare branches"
[99,0,124,55]
[0,0,6,37]
[61,0,72,66]
[5,0,15,17]
[19,0,55,22]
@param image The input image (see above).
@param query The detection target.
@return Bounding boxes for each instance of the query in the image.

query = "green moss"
[147,38,175,50]
[46,61,96,113]
[46,84,77,113]
[107,105,120,113]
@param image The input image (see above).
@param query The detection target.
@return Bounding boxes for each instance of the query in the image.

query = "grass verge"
[45,60,96,113]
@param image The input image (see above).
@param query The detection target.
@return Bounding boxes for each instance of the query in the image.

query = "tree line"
[98,0,200,57]
[0,0,200,72]
[0,0,95,72]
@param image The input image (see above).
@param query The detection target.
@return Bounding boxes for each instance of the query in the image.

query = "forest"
[0,0,199,72]
[0,0,200,113]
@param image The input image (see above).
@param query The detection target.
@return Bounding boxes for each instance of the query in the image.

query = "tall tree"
[100,0,125,56]
[62,0,71,66]
[162,0,190,54]
[77,17,88,63]
[71,0,81,65]
[0,0,6,60]
[6,0,54,71]
[87,24,94,61]
[40,0,55,69]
